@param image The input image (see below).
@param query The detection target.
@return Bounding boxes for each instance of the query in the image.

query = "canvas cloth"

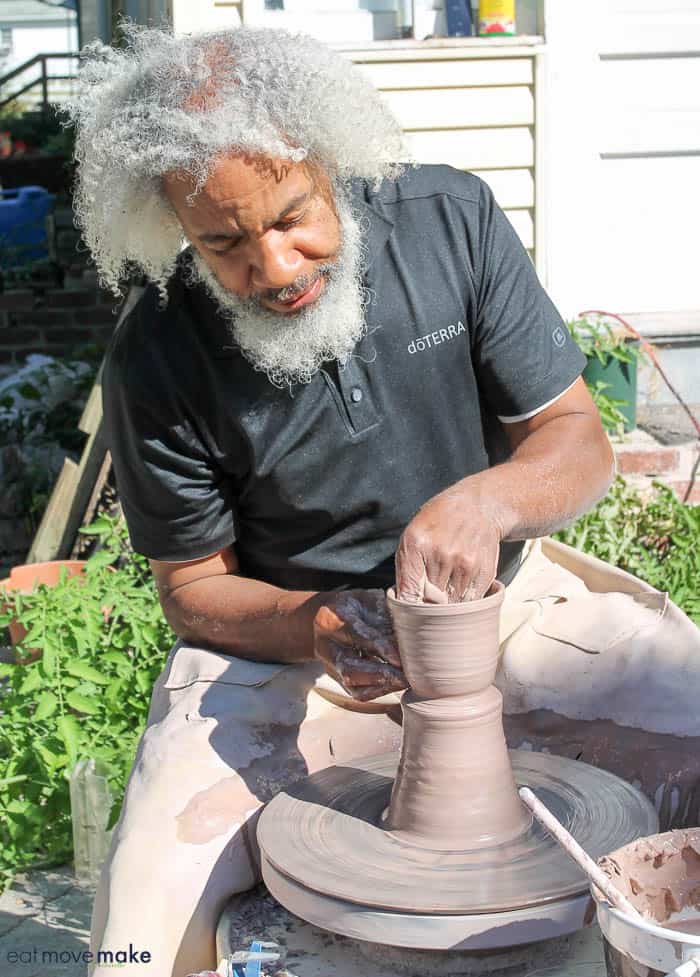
[88,539,700,977]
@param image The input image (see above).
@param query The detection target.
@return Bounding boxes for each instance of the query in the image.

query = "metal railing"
[0,52,79,116]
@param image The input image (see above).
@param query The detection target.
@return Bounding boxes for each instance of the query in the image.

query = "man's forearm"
[462,412,615,541]
[161,573,328,664]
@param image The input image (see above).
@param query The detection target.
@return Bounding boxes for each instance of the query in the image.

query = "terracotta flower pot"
[1,560,87,663]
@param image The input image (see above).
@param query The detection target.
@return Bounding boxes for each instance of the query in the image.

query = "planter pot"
[1,560,87,662]
[584,351,638,432]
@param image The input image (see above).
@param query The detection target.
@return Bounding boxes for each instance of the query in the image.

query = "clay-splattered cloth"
[89,537,700,977]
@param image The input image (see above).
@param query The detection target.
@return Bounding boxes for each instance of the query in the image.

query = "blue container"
[0,185,55,269]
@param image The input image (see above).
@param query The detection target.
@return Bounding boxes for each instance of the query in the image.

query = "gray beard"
[191,192,368,389]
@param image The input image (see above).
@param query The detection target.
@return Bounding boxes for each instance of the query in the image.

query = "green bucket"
[583,354,638,432]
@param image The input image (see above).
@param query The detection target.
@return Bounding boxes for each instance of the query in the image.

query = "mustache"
[256,262,337,305]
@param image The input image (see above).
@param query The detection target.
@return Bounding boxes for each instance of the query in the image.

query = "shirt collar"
[347,180,395,272]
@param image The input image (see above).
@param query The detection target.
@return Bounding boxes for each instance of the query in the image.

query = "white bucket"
[597,900,700,976]
[593,829,700,977]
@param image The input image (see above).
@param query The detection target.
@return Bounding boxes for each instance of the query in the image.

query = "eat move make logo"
[407,320,466,354]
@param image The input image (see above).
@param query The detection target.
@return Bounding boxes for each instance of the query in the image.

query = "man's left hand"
[395,485,502,603]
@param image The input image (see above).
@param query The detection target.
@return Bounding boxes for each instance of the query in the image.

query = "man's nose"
[249,235,304,293]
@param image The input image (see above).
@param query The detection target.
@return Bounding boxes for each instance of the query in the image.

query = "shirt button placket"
[337,359,376,435]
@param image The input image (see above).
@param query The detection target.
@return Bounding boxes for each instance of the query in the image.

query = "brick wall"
[614,431,700,505]
[0,282,118,366]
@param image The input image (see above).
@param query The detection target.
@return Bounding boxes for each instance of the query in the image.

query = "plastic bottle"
[478,0,515,36]
[69,758,114,887]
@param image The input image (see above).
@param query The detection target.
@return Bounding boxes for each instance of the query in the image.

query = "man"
[65,24,700,977]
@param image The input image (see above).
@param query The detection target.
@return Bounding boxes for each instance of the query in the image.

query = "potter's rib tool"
[519,786,642,920]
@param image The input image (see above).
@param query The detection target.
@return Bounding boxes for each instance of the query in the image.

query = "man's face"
[163,155,341,313]
[162,153,367,387]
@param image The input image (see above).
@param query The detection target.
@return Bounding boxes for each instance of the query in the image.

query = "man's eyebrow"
[199,191,311,244]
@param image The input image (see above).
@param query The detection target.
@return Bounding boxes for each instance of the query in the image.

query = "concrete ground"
[0,866,92,977]
[220,885,608,977]
[0,868,608,977]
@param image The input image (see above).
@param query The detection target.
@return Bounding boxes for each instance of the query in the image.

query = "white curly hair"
[62,23,407,296]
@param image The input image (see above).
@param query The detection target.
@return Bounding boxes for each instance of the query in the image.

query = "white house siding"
[170,3,544,268]
[342,41,543,265]
[544,0,700,317]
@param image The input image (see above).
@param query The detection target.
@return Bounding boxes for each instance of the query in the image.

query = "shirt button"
[351,387,363,404]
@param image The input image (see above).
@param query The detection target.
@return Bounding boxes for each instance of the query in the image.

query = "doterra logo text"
[408,321,466,354]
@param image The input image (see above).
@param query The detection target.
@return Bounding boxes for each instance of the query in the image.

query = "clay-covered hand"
[395,486,502,602]
[313,589,408,702]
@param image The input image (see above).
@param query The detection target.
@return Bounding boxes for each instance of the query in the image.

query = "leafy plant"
[566,316,647,437]
[587,380,630,440]
[0,103,73,155]
[555,477,700,625]
[567,316,641,366]
[0,514,173,891]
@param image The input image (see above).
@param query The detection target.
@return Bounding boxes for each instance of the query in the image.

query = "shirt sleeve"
[470,180,585,418]
[102,324,238,564]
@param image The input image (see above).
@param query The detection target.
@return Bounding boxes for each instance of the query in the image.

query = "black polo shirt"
[103,164,585,592]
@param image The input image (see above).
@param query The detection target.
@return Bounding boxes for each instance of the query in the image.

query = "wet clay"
[257,576,656,946]
[385,582,528,850]
[258,748,656,918]
[503,709,700,830]
[599,829,700,925]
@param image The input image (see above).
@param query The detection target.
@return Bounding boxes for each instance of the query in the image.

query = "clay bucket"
[385,579,505,698]
[1,560,86,660]
[384,580,529,850]
[595,829,700,977]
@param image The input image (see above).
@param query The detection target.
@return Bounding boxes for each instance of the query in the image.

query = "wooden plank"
[26,457,81,564]
[598,0,700,55]
[404,127,534,168]
[533,44,546,282]
[69,451,113,560]
[27,372,108,564]
[601,108,700,155]
[339,38,544,60]
[382,85,534,129]
[584,156,700,311]
[356,57,533,90]
[600,57,700,155]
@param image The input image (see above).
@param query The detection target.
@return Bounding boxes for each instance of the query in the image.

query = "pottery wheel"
[258,749,656,948]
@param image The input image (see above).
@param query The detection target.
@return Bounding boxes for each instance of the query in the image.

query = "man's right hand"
[313,589,408,702]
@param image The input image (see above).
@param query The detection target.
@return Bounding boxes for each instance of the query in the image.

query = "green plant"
[0,103,73,155]
[0,514,173,891]
[587,380,630,440]
[555,477,700,625]
[567,316,646,436]
[567,317,640,366]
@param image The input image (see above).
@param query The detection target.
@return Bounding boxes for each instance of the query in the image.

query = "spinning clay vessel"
[258,579,657,952]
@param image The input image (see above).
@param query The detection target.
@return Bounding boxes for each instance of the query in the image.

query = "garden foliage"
[0,515,173,890]
[555,477,700,626]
